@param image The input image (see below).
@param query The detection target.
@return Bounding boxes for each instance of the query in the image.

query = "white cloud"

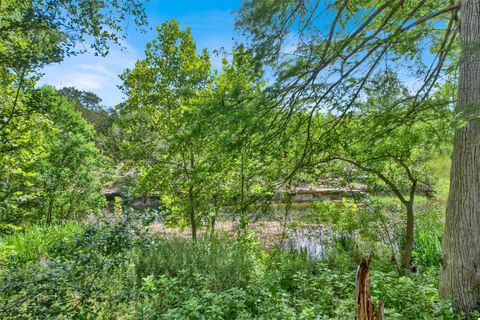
[38,7,239,106]
[38,40,140,106]
[64,73,109,90]
[78,64,116,77]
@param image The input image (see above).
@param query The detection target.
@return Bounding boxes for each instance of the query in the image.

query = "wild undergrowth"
[0,211,469,319]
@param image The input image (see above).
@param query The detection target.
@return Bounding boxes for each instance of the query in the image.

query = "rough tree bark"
[440,0,480,313]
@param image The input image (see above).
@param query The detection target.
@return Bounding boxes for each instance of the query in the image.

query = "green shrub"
[0,210,155,319]
[371,268,458,319]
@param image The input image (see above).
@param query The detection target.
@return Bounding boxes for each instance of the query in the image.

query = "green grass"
[0,222,83,266]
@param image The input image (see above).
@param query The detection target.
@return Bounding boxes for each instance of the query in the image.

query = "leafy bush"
[372,268,456,319]
[0,210,154,319]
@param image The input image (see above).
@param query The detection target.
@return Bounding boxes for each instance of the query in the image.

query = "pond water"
[108,197,344,260]
[282,227,337,260]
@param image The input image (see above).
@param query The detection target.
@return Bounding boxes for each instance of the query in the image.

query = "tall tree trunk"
[189,185,197,242]
[188,151,197,242]
[210,194,217,238]
[401,201,414,270]
[440,0,480,313]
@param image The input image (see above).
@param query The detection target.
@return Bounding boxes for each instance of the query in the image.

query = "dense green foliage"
[0,212,471,319]
[2,0,477,317]
[118,21,215,238]
[58,87,118,153]
[0,0,145,230]
[116,21,300,238]
[0,87,106,229]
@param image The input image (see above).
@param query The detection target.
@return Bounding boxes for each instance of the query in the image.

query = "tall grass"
[132,234,262,291]
[0,222,83,266]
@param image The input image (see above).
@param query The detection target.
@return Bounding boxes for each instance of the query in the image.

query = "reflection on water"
[283,228,335,260]
[107,196,346,261]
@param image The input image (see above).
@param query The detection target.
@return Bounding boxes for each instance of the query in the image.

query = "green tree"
[237,0,480,312]
[0,0,147,229]
[0,84,51,230]
[58,87,117,153]
[35,87,107,223]
[319,72,453,269]
[118,20,212,241]
[0,87,106,227]
[207,46,276,230]
[0,0,147,145]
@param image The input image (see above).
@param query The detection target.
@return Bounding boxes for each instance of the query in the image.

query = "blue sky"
[39,0,242,106]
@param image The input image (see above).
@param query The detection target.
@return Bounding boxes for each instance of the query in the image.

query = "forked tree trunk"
[440,0,480,313]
